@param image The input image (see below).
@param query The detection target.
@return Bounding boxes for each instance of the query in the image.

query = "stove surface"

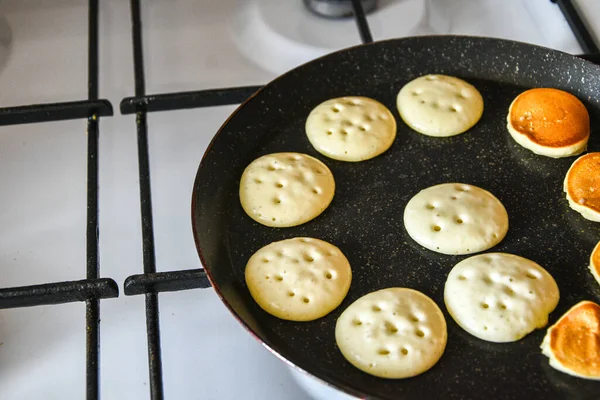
[0,0,598,399]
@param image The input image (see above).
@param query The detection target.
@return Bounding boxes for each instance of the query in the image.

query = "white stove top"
[0,0,598,399]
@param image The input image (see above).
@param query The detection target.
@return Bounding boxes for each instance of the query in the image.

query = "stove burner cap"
[304,0,377,19]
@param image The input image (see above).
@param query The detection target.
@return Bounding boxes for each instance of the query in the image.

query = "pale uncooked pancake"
[590,240,600,287]
[403,183,508,255]
[563,152,600,222]
[239,152,335,227]
[396,74,484,137]
[335,288,447,379]
[305,96,397,162]
[541,300,600,380]
[245,237,352,321]
[507,88,589,158]
[445,253,559,343]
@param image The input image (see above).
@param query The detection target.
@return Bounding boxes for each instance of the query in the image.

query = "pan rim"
[190,34,600,399]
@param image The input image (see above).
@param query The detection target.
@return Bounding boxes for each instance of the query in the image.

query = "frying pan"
[191,36,600,399]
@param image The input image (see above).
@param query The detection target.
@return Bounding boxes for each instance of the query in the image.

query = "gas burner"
[231,0,427,75]
[303,0,377,19]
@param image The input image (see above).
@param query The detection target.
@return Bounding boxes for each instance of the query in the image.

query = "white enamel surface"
[0,0,595,399]
[288,367,359,400]
[231,0,428,75]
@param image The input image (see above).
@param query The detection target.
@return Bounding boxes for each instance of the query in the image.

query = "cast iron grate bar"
[124,269,211,296]
[351,0,374,43]
[86,0,102,398]
[120,85,263,114]
[0,279,118,309]
[0,99,113,126]
[129,0,164,398]
[553,0,600,54]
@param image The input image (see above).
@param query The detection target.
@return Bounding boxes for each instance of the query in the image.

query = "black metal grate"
[552,0,600,55]
[0,1,118,400]
[0,0,597,399]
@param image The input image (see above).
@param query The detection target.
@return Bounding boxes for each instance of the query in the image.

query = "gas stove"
[0,1,598,399]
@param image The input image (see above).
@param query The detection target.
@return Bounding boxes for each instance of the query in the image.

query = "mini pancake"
[563,152,600,222]
[245,237,352,322]
[590,240,600,287]
[335,288,447,379]
[445,253,559,343]
[507,88,590,158]
[305,96,397,162]
[239,152,335,227]
[403,183,508,255]
[541,301,600,380]
[396,74,484,137]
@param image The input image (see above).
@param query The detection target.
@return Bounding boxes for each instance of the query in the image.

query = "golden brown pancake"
[590,240,600,286]
[593,242,600,273]
[508,88,590,149]
[542,301,600,379]
[564,152,600,221]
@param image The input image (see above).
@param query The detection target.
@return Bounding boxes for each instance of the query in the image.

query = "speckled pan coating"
[192,36,600,399]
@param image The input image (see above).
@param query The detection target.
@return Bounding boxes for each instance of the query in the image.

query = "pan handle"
[123,269,211,296]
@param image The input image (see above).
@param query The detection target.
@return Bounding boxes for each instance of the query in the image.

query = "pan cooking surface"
[193,37,600,399]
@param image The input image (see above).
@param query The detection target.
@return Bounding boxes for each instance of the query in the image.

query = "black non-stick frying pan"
[191,36,600,399]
